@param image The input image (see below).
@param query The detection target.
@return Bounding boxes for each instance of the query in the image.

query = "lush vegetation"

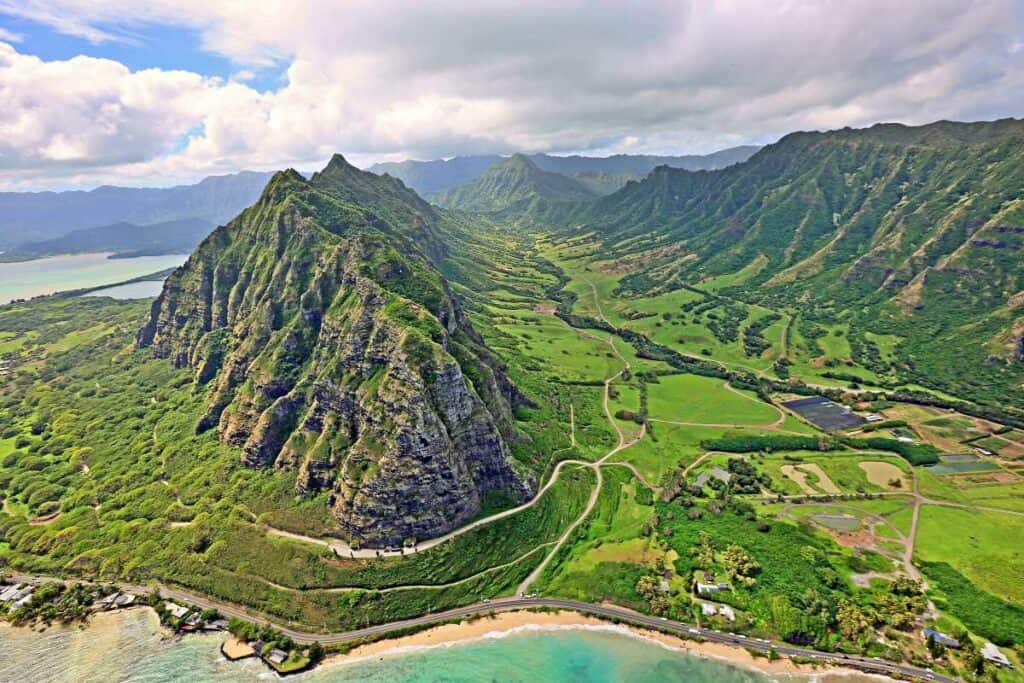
[922,562,1024,647]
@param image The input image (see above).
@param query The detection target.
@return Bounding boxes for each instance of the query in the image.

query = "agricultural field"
[914,506,1024,606]
[758,452,911,496]
[646,374,780,427]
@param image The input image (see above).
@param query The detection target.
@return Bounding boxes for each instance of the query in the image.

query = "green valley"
[3,119,1024,682]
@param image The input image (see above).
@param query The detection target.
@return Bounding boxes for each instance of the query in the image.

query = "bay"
[0,253,187,305]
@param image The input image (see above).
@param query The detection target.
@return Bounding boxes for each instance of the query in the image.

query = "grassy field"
[645,374,780,426]
[914,505,1024,605]
[958,481,1024,512]
[538,467,656,607]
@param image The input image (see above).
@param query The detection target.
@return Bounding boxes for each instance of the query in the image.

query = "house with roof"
[922,627,960,649]
[0,584,28,603]
[267,648,289,665]
[163,601,190,620]
[981,643,1012,668]
[709,467,732,483]
[1,584,34,607]
[94,592,121,609]
[694,467,732,489]
[697,600,735,621]
[696,574,731,595]
[114,594,136,608]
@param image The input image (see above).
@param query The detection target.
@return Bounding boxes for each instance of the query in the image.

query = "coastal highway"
[8,573,956,682]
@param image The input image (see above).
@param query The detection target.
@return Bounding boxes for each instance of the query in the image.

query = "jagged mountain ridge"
[555,118,1024,406]
[137,155,532,546]
[570,119,1024,300]
[369,146,760,195]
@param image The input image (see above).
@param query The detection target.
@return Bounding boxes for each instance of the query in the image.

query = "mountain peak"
[138,155,531,547]
[503,153,540,171]
[434,154,595,214]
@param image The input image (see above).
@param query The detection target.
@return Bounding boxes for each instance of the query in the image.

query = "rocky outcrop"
[138,155,531,547]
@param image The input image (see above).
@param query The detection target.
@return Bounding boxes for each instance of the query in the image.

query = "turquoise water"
[0,253,186,305]
[0,609,804,683]
[84,279,167,300]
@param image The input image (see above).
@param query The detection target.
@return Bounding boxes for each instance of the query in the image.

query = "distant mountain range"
[0,218,215,261]
[369,147,759,195]
[0,171,274,250]
[0,148,757,259]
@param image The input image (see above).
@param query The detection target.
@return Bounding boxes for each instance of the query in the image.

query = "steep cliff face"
[138,155,531,546]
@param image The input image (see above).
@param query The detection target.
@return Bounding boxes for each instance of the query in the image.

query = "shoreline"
[317,610,891,681]
[1,601,894,681]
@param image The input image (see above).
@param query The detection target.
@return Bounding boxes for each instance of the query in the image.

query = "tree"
[721,543,760,587]
[926,632,946,660]
[836,600,873,642]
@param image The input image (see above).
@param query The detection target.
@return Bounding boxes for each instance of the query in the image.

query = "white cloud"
[0,0,1022,189]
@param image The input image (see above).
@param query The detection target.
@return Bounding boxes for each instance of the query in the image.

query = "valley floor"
[1,224,1023,682]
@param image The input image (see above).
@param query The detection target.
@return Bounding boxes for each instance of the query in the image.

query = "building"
[697,601,735,622]
[865,414,884,422]
[0,584,34,607]
[981,643,1012,668]
[268,649,289,665]
[709,467,732,484]
[205,618,230,631]
[93,592,121,609]
[922,627,961,649]
[164,601,190,619]
[113,594,136,607]
[696,574,731,595]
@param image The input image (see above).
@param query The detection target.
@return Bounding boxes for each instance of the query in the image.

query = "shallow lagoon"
[0,253,186,305]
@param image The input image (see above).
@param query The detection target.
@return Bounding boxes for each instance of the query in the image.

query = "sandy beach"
[323,610,889,681]
[221,636,255,660]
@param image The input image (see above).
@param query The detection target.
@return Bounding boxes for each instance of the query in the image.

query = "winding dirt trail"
[515,279,643,595]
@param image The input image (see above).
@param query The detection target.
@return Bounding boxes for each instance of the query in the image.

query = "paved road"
[8,573,956,682]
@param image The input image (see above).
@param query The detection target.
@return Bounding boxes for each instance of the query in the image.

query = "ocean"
[0,609,875,683]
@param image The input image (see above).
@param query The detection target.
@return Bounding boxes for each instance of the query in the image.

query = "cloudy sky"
[0,0,1022,190]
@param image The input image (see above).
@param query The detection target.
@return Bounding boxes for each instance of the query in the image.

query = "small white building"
[0,584,26,602]
[719,605,736,622]
[981,643,1012,669]
[267,648,289,665]
[113,594,135,607]
[0,584,34,606]
[696,581,730,595]
[163,601,190,619]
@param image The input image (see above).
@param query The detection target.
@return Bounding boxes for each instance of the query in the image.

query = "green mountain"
[560,119,1024,407]
[137,154,531,546]
[0,171,273,249]
[433,154,597,214]
[2,217,214,261]
[368,147,759,195]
